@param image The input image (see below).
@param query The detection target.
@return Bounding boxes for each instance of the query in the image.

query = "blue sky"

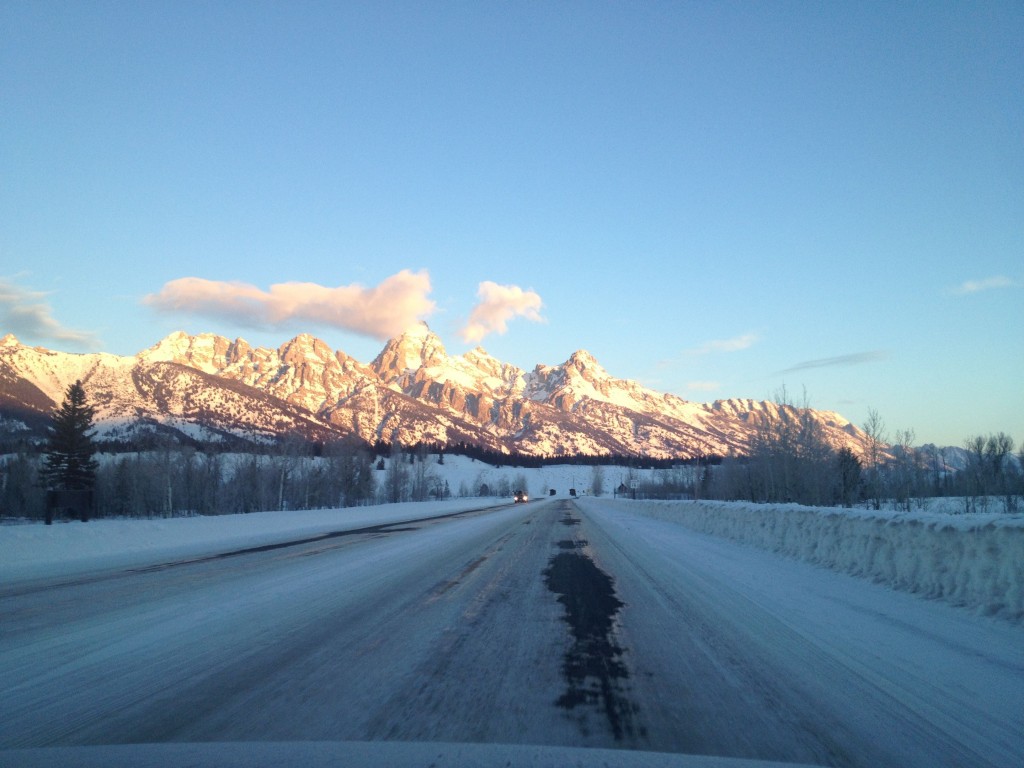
[2,1,1021,447]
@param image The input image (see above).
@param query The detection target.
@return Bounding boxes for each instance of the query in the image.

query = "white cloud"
[686,332,758,355]
[459,281,544,344]
[0,278,100,349]
[953,276,1018,295]
[776,350,889,375]
[144,270,436,340]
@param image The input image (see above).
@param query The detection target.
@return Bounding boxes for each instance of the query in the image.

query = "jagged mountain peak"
[530,348,608,385]
[567,348,598,364]
[277,333,335,364]
[139,331,236,374]
[564,349,609,379]
[281,332,319,346]
[1,333,20,347]
[142,330,229,356]
[372,322,448,382]
[462,345,494,363]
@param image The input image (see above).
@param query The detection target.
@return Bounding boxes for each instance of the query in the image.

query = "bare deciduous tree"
[862,408,888,510]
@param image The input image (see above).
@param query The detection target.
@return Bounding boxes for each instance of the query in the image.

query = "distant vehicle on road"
[514,490,528,503]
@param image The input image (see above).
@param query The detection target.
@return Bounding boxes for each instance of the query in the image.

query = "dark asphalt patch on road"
[544,543,641,742]
[556,539,588,550]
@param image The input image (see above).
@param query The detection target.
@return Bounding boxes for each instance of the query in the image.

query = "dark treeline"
[1,435,382,520]
[443,440,685,469]
[628,406,1022,514]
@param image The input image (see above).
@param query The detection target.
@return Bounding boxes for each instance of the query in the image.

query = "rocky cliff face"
[0,327,871,458]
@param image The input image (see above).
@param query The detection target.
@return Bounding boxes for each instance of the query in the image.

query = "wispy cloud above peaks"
[776,350,889,375]
[0,278,99,350]
[144,270,436,340]
[686,332,759,355]
[459,281,544,344]
[953,276,1018,295]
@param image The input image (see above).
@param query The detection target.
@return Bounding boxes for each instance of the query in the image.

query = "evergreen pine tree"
[41,380,99,492]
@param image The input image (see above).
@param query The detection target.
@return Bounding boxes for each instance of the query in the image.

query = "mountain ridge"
[0,327,872,458]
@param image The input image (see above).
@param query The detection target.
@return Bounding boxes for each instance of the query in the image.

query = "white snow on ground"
[1,482,1022,765]
[3,455,1021,624]
[578,499,1024,768]
[586,498,1024,624]
[0,456,633,585]
[0,498,489,584]
[0,741,825,768]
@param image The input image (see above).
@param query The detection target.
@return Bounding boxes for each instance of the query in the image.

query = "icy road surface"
[1,498,1021,767]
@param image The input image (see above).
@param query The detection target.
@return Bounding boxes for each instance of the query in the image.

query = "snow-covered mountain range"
[0,325,871,458]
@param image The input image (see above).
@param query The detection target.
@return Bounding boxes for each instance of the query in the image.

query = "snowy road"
[1,498,1021,767]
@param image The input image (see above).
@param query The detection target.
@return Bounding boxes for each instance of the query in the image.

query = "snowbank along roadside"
[0,499,490,584]
[577,498,1024,624]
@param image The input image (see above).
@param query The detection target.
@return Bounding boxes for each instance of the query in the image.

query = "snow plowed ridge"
[578,499,1024,623]
[0,499,491,584]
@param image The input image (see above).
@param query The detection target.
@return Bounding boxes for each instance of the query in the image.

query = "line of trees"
[95,439,382,517]
[2,382,1021,520]
[957,432,1021,513]
[1,437,466,520]
[440,441,683,470]
[627,395,1022,513]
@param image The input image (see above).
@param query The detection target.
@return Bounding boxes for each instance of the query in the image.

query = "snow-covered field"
[0,498,491,584]
[0,456,625,583]
[4,456,1021,626]
[2,475,1022,766]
